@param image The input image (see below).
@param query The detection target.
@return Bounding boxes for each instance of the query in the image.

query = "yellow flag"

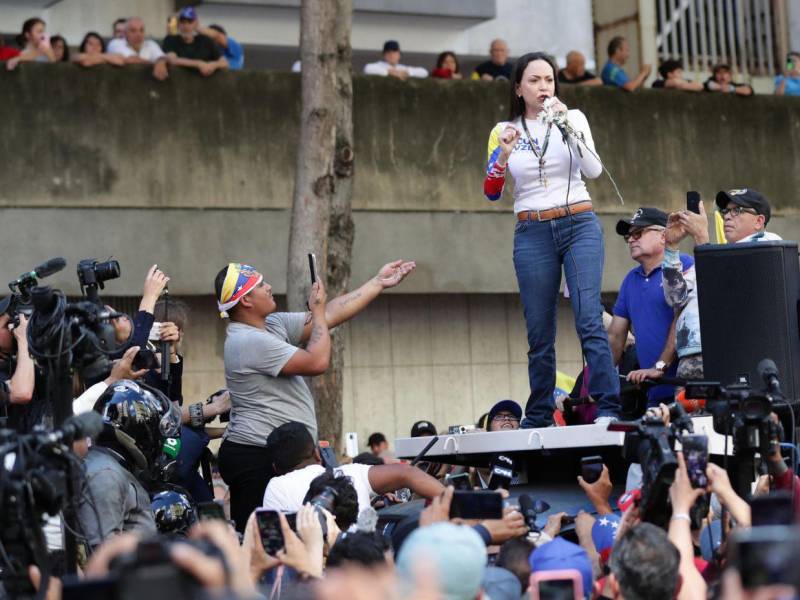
[714,210,727,244]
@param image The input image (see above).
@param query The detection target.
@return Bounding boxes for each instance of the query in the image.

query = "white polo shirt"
[107,38,165,63]
[263,463,376,515]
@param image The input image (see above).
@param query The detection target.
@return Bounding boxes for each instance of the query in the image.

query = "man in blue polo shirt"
[607,208,693,406]
[601,36,651,91]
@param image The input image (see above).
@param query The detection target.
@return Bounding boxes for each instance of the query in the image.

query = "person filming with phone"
[214,258,415,531]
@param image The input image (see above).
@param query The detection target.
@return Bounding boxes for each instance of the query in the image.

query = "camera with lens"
[77,258,121,298]
[0,257,66,328]
[0,412,101,597]
[309,486,339,535]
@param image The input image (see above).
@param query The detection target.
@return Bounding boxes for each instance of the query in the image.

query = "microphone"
[14,257,67,288]
[758,358,783,397]
[50,411,104,444]
[487,454,515,490]
[33,257,67,279]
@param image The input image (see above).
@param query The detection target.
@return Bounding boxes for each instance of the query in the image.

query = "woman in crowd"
[74,31,124,67]
[50,35,70,63]
[5,17,56,70]
[431,50,462,79]
[483,52,619,428]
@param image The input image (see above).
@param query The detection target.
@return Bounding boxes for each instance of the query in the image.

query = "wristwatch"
[655,360,669,372]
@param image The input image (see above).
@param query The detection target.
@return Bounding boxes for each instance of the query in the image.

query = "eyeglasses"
[492,414,520,423]
[623,227,664,243]
[720,206,757,218]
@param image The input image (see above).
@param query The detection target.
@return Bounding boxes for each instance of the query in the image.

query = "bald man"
[558,51,602,86]
[107,16,169,80]
[472,39,512,81]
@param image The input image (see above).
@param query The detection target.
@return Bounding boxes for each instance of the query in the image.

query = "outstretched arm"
[299,260,416,343]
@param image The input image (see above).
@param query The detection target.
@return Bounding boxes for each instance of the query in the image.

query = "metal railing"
[655,0,788,77]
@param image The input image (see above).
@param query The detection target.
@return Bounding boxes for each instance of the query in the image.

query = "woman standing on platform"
[483,52,620,428]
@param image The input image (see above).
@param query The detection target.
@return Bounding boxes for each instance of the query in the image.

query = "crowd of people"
[3,9,799,96]
[2,7,242,78]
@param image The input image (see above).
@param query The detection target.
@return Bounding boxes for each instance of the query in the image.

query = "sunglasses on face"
[623,227,664,243]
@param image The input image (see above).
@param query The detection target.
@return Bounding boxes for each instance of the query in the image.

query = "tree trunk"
[288,0,354,452]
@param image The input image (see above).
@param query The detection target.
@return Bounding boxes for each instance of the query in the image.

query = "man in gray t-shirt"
[214,259,416,531]
[224,312,318,443]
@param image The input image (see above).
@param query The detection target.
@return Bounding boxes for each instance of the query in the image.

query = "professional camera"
[77,258,121,302]
[0,258,66,327]
[0,412,102,597]
[62,535,226,600]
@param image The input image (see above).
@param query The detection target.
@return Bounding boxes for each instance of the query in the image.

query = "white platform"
[394,416,731,460]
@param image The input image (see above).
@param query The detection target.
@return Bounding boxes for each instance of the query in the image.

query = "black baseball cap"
[410,420,436,437]
[616,207,668,236]
[488,399,522,422]
[715,189,771,224]
[383,40,400,53]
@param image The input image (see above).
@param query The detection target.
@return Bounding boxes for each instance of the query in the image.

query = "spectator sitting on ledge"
[201,24,244,70]
[431,51,462,79]
[363,40,427,80]
[112,17,127,40]
[558,50,602,86]
[704,63,753,96]
[50,35,69,63]
[75,32,125,68]
[472,38,512,81]
[651,59,702,91]
[601,35,651,91]
[775,51,800,96]
[107,16,169,81]
[162,6,228,77]
[5,18,55,71]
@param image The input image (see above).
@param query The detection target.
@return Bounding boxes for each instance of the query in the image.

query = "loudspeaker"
[695,241,800,399]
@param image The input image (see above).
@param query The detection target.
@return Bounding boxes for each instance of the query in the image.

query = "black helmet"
[94,379,181,473]
[151,489,196,535]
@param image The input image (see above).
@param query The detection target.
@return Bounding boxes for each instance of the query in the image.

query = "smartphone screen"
[449,490,503,520]
[580,456,603,484]
[732,527,800,589]
[148,322,162,341]
[308,253,317,285]
[197,501,226,522]
[444,472,472,491]
[538,579,579,600]
[687,191,701,214]
[681,435,708,488]
[255,509,284,555]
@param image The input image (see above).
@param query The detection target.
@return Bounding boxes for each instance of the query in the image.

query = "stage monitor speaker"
[695,241,800,399]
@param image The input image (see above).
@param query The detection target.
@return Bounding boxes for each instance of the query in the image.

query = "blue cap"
[179,6,197,20]
[530,537,593,599]
[488,399,522,422]
[397,522,486,600]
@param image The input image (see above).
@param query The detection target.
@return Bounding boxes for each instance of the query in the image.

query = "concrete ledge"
[2,207,797,295]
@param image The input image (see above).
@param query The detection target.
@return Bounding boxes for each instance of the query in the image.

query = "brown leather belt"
[516,201,593,222]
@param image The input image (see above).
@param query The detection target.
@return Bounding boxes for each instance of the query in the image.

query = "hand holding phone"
[308,253,317,285]
[686,191,701,214]
[255,509,284,555]
[530,569,583,600]
[449,490,503,520]
[580,456,604,484]
[681,435,708,488]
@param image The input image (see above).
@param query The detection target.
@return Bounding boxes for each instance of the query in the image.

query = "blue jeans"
[513,210,620,426]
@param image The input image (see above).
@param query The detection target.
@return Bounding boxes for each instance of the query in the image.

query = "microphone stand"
[161,287,171,382]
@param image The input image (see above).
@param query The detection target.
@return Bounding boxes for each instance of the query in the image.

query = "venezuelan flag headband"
[218,263,263,317]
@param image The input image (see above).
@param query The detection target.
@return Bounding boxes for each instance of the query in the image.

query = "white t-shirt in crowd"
[263,463,376,516]
[363,60,428,78]
[107,38,165,63]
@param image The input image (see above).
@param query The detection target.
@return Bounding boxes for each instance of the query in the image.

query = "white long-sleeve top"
[484,109,602,212]
[363,60,428,78]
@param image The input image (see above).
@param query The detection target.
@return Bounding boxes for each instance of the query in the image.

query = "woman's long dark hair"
[50,35,69,62]
[508,52,561,121]
[16,17,44,47]
[79,31,105,54]
[435,51,460,74]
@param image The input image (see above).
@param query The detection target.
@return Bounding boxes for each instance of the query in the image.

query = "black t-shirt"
[474,60,512,80]
[162,33,221,62]
[702,77,752,93]
[558,68,597,83]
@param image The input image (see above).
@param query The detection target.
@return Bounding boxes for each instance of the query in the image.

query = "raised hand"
[375,260,416,289]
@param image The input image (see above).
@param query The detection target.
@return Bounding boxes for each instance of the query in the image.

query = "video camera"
[27,257,125,386]
[608,403,695,526]
[0,258,66,327]
[0,412,103,597]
